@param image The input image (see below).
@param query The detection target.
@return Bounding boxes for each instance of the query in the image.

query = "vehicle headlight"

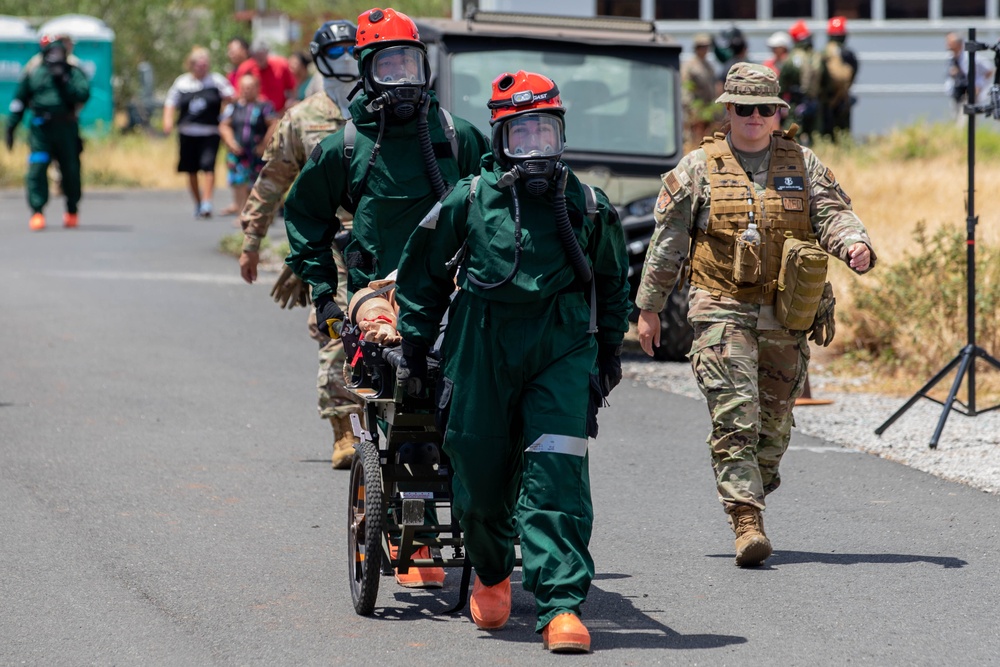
[626,195,657,219]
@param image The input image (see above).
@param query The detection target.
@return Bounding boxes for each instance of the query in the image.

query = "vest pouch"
[732,234,762,285]
[776,237,829,330]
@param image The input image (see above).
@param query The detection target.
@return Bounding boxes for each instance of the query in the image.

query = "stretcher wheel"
[348,439,384,615]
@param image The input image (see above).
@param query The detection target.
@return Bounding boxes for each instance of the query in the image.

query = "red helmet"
[356,8,428,117]
[355,8,420,52]
[488,70,563,125]
[827,16,847,36]
[488,71,565,184]
[789,20,811,42]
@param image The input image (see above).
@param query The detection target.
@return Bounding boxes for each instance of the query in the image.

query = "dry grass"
[815,126,1000,402]
[1,132,194,190]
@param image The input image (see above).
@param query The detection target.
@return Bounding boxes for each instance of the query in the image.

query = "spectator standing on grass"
[635,63,876,568]
[236,41,296,114]
[163,46,234,219]
[226,38,250,89]
[218,74,278,217]
[221,37,252,214]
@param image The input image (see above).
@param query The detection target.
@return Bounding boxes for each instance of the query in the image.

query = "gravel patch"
[622,354,1000,495]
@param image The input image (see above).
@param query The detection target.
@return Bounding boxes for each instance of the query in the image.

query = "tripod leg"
[874,351,965,435]
[929,347,975,449]
[976,348,1000,370]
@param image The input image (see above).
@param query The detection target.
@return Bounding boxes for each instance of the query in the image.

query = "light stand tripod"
[874,27,1000,449]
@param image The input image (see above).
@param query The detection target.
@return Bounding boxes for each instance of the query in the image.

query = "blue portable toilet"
[37,14,115,134]
[0,15,37,123]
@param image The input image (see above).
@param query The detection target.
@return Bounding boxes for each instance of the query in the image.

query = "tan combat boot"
[729,504,772,567]
[330,413,359,470]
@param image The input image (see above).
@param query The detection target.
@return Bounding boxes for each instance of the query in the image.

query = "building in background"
[458,0,1000,137]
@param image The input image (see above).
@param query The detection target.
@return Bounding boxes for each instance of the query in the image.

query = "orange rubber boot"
[470,575,511,630]
[389,544,445,589]
[63,212,78,228]
[29,213,46,231]
[542,613,591,653]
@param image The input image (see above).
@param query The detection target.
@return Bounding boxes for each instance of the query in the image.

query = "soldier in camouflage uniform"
[635,63,876,567]
[779,21,822,145]
[238,20,362,470]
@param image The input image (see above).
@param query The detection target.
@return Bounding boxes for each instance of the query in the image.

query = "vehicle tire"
[348,439,384,616]
[652,282,694,362]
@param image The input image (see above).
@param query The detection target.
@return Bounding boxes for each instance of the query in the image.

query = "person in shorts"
[219,74,277,215]
[164,46,234,218]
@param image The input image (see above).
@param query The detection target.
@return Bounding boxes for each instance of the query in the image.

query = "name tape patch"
[774,176,804,192]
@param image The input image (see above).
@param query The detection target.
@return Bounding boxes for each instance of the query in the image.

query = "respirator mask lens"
[502,113,564,159]
[371,45,425,86]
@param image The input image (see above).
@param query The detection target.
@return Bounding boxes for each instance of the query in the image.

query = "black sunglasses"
[733,103,778,117]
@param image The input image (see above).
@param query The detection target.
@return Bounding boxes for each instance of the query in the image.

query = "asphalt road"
[2,190,999,666]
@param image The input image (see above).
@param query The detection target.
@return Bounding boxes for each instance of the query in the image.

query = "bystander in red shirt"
[236,42,296,113]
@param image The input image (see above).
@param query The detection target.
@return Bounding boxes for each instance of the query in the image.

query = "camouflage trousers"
[689,321,810,512]
[307,245,361,420]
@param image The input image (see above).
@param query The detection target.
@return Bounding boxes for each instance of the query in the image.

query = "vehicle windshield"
[450,49,677,158]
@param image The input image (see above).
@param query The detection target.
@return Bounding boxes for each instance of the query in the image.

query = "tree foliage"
[5,0,449,108]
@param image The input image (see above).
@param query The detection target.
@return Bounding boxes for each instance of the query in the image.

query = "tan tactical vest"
[690,132,812,304]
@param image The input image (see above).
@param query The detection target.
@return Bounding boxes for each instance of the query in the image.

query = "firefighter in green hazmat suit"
[392,71,630,653]
[282,7,489,590]
[5,35,90,231]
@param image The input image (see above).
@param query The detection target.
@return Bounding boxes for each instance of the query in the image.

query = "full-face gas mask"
[488,71,566,195]
[364,45,427,120]
[499,112,565,195]
[42,38,69,81]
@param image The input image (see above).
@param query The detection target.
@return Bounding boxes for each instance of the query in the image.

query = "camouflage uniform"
[779,43,821,143]
[636,136,875,513]
[239,90,358,422]
[681,39,721,148]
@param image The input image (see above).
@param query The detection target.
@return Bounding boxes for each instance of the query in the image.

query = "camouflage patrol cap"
[715,62,789,108]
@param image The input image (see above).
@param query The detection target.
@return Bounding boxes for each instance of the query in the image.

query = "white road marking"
[45,270,245,285]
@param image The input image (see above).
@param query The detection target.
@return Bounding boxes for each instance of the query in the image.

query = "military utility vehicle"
[415,11,693,360]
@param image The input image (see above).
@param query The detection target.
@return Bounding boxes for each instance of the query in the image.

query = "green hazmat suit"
[283,89,490,298]
[394,154,631,631]
[282,86,488,541]
[7,48,90,216]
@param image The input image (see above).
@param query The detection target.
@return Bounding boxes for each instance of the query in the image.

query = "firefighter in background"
[819,16,859,141]
[393,71,630,652]
[5,35,90,231]
[780,20,821,144]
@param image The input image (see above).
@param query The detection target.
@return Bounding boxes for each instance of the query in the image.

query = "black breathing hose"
[466,182,522,290]
[416,93,448,200]
[552,164,593,284]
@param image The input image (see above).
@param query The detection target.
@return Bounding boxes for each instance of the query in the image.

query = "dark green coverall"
[283,89,489,298]
[7,49,90,216]
[394,154,631,631]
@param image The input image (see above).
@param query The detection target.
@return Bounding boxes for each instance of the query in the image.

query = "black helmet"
[310,20,358,81]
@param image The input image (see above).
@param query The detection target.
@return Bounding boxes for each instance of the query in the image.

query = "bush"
[843,221,1000,382]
